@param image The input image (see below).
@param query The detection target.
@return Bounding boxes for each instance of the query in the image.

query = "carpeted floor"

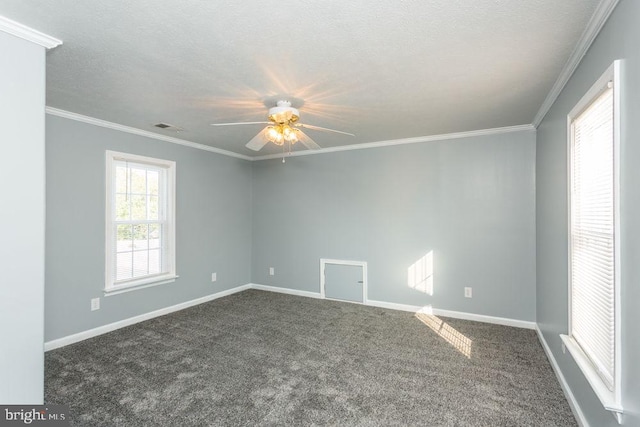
[45,290,576,426]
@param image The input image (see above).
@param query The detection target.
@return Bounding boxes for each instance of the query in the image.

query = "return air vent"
[153,122,184,132]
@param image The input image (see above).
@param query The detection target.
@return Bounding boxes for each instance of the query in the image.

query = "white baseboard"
[45,282,535,351]
[535,325,588,427]
[366,299,423,313]
[366,299,535,329]
[44,284,251,351]
[250,285,535,330]
[432,307,535,330]
[249,283,322,299]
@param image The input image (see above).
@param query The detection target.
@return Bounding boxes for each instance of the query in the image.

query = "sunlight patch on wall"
[408,251,433,295]
[415,309,472,358]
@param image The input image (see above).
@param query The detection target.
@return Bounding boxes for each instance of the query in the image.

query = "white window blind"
[106,151,176,294]
[570,85,615,390]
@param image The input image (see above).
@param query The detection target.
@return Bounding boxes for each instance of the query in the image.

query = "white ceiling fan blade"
[246,127,270,151]
[296,123,354,136]
[211,121,271,126]
[296,130,321,150]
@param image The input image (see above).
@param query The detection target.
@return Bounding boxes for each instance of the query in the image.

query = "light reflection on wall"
[408,251,433,295]
[415,309,472,358]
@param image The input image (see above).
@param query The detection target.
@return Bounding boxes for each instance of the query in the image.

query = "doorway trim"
[320,258,368,304]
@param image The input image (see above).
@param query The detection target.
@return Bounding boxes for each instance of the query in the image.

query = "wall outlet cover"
[269,267,275,276]
[464,287,472,298]
[211,272,217,282]
[91,298,100,311]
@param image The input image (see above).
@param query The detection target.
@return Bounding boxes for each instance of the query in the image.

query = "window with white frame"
[105,151,176,294]
[561,61,622,422]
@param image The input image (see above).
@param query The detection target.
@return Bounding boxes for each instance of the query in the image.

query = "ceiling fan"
[211,100,354,152]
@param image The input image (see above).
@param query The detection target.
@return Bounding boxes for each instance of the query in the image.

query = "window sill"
[560,334,623,423]
[104,275,179,296]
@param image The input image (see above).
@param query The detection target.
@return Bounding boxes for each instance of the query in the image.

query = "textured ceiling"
[0,1,600,157]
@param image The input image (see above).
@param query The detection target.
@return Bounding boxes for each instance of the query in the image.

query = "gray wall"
[45,114,537,347]
[252,131,537,321]
[536,0,640,425]
[45,115,252,342]
[0,32,46,403]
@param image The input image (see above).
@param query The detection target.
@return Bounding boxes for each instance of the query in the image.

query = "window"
[561,61,622,422]
[105,151,176,294]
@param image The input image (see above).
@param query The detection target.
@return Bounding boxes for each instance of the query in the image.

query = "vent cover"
[153,122,184,132]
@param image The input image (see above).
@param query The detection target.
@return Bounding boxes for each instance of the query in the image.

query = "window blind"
[570,85,615,391]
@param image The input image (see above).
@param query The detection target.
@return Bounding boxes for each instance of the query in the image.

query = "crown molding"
[252,124,536,161]
[45,107,253,161]
[532,0,620,127]
[47,107,535,162]
[0,15,62,49]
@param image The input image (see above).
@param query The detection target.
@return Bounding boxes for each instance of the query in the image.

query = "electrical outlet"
[269,267,275,276]
[91,297,100,311]
[211,272,217,282]
[464,287,472,298]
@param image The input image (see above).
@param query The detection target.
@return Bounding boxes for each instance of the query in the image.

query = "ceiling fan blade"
[211,121,271,126]
[246,127,270,151]
[295,123,354,137]
[296,130,321,150]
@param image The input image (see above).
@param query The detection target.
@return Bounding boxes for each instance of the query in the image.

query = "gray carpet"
[45,290,576,426]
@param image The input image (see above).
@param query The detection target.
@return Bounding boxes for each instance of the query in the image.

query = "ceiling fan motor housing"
[268,100,299,124]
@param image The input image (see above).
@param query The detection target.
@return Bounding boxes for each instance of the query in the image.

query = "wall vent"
[153,122,184,132]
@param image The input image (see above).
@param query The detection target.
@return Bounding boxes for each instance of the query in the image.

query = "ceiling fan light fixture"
[266,126,285,145]
[266,124,298,145]
[212,99,352,152]
[283,125,298,143]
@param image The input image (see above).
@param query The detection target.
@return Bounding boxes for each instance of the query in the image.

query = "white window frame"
[105,151,177,295]
[561,60,622,423]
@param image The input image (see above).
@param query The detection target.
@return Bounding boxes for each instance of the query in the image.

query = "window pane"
[116,252,133,281]
[130,195,147,220]
[115,166,128,194]
[116,224,133,252]
[148,196,159,220]
[149,224,161,249]
[130,167,147,194]
[133,251,149,277]
[133,224,148,250]
[115,194,130,220]
[148,170,159,195]
[107,153,174,291]
[148,249,161,274]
